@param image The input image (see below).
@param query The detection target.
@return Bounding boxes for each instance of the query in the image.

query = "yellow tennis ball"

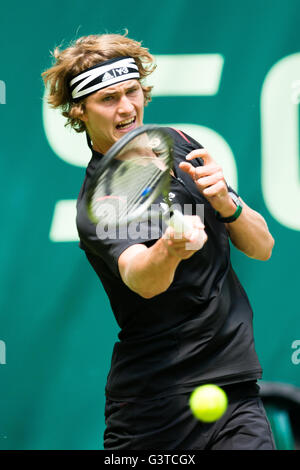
[189,384,228,422]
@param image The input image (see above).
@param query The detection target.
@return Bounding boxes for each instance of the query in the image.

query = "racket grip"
[167,209,193,234]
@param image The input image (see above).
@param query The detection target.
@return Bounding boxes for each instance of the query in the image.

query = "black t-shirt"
[76,127,262,401]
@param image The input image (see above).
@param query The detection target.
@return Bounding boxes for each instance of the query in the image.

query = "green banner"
[0,0,299,450]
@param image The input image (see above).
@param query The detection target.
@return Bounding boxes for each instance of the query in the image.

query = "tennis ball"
[189,384,228,422]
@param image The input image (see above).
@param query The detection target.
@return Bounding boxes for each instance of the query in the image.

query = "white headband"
[69,57,140,102]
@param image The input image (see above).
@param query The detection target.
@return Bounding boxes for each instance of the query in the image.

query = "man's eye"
[102,96,113,102]
[127,88,138,94]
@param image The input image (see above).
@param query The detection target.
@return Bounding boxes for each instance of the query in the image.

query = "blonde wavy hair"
[42,32,156,133]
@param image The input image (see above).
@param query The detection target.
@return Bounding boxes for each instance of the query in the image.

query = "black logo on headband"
[102,67,129,82]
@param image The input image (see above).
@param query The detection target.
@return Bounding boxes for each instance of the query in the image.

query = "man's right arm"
[118,216,207,299]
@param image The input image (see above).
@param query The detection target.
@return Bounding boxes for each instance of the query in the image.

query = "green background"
[0,0,299,450]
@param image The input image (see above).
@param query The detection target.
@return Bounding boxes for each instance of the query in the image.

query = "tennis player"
[42,32,276,450]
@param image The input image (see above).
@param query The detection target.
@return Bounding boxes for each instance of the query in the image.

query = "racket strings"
[92,155,168,224]
[90,162,151,222]
[115,145,171,221]
[117,162,165,222]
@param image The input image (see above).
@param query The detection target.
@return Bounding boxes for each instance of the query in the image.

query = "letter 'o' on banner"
[261,53,300,231]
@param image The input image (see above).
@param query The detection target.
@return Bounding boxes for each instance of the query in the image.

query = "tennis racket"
[86,125,196,235]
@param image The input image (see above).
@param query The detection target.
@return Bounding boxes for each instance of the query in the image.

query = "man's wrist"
[215,196,237,218]
[215,192,243,223]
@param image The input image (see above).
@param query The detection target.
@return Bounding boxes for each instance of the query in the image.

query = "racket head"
[86,125,174,227]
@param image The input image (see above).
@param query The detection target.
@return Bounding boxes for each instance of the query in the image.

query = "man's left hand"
[179,148,236,216]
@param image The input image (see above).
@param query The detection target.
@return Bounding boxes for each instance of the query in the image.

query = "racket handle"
[167,209,207,251]
[167,209,193,235]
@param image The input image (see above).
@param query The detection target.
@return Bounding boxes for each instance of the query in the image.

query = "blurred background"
[0,0,300,450]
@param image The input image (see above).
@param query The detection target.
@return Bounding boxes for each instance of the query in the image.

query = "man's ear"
[70,102,88,122]
[78,102,88,122]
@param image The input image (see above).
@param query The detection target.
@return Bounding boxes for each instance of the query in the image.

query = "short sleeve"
[76,192,161,278]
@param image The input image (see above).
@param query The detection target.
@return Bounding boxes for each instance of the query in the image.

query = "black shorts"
[104,381,276,450]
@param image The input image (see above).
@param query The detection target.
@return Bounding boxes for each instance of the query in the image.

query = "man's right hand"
[162,215,207,260]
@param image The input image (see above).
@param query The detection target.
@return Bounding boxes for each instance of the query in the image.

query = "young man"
[42,33,275,450]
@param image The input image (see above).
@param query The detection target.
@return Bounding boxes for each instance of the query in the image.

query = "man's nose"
[118,95,134,114]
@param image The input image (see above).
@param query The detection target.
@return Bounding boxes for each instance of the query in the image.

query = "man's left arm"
[223,198,274,260]
[179,148,275,261]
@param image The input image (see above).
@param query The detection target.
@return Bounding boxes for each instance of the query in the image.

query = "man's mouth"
[116,117,136,130]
